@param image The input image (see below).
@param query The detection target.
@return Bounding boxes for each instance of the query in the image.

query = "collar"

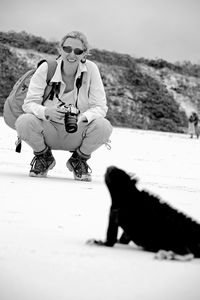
[50,57,87,83]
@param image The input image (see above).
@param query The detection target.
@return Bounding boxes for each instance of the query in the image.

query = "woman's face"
[61,37,85,67]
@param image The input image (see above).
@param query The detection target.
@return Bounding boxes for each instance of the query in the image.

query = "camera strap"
[75,72,84,108]
[55,72,84,109]
[49,82,61,100]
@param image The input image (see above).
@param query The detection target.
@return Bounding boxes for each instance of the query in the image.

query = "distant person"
[15,31,113,181]
[188,112,199,139]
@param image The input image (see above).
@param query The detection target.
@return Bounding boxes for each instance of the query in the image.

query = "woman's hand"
[45,107,65,120]
[77,113,88,124]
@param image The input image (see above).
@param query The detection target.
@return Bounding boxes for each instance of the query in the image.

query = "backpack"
[3,59,58,130]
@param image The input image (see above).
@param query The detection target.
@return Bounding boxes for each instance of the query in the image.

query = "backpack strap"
[42,60,58,104]
[46,60,58,84]
[37,59,57,83]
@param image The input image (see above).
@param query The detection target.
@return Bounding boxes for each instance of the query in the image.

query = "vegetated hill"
[1,30,200,133]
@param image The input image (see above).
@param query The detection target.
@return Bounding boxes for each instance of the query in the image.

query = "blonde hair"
[60,31,90,54]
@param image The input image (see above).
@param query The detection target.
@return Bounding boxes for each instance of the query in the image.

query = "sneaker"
[29,146,56,177]
[66,151,92,181]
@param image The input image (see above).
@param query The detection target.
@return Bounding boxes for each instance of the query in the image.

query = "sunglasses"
[62,46,84,55]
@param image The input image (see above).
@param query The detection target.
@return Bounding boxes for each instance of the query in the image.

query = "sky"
[1,0,200,63]
[1,117,200,300]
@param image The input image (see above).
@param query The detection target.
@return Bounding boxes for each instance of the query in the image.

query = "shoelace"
[30,155,47,170]
[73,157,92,175]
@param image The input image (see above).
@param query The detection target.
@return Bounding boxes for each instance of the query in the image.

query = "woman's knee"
[95,118,113,136]
[88,118,113,140]
[15,113,43,136]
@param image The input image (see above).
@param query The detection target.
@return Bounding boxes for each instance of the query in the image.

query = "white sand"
[0,117,200,300]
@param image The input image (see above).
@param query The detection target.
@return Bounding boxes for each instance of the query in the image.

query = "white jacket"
[22,58,108,124]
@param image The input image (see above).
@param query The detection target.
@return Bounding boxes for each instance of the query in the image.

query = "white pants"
[15,113,113,156]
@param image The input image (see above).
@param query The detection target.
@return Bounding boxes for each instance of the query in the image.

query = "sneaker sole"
[29,160,56,177]
[66,161,92,182]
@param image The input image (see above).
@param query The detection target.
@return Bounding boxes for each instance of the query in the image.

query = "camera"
[60,104,79,133]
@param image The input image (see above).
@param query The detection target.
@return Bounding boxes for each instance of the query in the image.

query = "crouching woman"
[15,31,113,181]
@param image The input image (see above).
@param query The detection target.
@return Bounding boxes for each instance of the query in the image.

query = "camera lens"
[64,113,78,133]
